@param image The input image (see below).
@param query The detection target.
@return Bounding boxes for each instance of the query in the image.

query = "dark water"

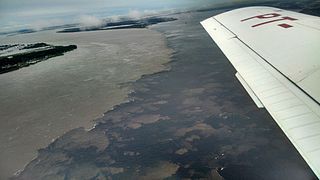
[15,9,317,180]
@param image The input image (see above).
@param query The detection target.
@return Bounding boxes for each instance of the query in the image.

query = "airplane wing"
[201,6,320,178]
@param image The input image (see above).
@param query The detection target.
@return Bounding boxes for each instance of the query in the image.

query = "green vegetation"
[0,43,77,74]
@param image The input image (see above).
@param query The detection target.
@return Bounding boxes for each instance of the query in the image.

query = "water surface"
[0,29,171,179]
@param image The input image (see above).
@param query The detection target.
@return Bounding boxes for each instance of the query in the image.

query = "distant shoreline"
[57,17,177,33]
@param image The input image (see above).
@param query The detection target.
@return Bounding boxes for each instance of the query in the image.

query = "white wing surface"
[201,6,320,178]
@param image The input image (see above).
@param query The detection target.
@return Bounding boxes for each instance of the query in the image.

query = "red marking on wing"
[241,13,281,21]
[252,16,297,27]
[241,13,298,28]
[278,23,293,28]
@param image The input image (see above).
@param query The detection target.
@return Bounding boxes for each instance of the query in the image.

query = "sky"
[0,0,257,32]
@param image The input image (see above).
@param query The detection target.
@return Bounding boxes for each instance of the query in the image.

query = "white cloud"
[108,15,121,22]
[127,9,158,19]
[128,10,143,19]
[78,15,104,29]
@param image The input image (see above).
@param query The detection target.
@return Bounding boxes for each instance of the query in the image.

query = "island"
[0,43,77,74]
[57,16,177,33]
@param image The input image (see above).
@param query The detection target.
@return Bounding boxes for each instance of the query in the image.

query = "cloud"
[127,9,158,19]
[108,15,121,22]
[78,15,104,29]
[128,10,143,19]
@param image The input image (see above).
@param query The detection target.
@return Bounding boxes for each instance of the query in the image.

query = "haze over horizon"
[0,0,275,32]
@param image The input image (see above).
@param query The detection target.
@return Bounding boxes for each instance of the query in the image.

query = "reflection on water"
[0,29,171,179]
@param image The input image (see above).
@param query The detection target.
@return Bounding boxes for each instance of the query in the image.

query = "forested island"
[57,17,177,33]
[0,43,77,74]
